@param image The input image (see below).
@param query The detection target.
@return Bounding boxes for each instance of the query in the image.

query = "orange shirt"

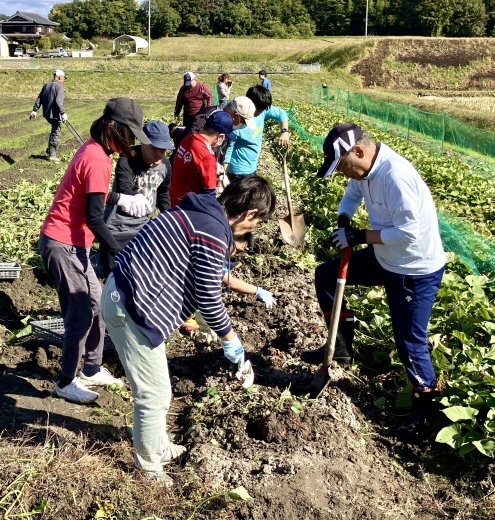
[169,133,217,206]
[41,138,112,247]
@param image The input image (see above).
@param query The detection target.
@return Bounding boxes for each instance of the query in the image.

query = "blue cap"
[143,120,175,150]
[204,111,236,141]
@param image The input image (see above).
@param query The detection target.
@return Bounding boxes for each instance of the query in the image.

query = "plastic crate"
[31,318,114,350]
[0,263,21,279]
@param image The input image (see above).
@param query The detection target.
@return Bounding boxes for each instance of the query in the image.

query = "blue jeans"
[315,246,445,390]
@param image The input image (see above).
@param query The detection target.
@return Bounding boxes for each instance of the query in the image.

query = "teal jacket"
[224,105,288,175]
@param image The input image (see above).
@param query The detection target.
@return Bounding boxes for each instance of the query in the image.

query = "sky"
[0,1,72,19]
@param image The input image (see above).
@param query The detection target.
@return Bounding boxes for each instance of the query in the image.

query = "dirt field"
[352,38,495,92]
[1,97,495,519]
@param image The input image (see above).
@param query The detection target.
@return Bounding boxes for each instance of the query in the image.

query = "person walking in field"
[301,122,446,441]
[30,69,68,162]
[258,70,272,91]
[101,120,174,276]
[174,72,213,127]
[101,176,276,485]
[39,97,152,405]
[216,73,233,106]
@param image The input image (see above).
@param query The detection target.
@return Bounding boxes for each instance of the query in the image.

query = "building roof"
[113,34,149,51]
[3,11,58,26]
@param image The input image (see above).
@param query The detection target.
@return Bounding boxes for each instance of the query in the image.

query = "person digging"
[301,123,446,442]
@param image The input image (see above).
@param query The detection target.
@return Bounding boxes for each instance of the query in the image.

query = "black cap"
[317,123,364,178]
[103,97,151,145]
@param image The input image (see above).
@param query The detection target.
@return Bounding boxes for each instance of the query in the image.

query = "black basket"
[31,318,114,350]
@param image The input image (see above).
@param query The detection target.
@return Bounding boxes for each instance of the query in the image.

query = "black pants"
[227,172,256,185]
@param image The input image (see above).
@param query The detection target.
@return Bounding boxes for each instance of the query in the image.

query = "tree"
[446,0,487,36]
[137,0,180,37]
[415,0,455,36]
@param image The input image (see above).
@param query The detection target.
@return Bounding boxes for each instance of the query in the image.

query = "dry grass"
[0,429,203,519]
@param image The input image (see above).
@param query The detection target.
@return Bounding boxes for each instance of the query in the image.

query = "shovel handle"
[323,247,352,368]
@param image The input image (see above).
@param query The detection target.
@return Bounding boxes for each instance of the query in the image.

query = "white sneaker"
[78,366,124,388]
[56,377,99,404]
[161,443,188,465]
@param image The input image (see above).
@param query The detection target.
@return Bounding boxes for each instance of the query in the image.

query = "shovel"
[276,146,305,247]
[64,120,85,145]
[310,247,352,399]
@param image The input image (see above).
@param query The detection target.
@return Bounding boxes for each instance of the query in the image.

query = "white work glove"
[116,193,152,217]
[195,311,218,344]
[61,113,68,122]
[222,333,245,364]
[128,193,152,217]
[30,111,37,120]
[256,287,276,308]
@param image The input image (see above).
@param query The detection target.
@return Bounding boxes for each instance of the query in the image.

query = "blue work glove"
[256,287,276,309]
[331,226,366,249]
[222,333,245,364]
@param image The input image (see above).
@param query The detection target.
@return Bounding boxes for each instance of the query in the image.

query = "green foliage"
[0,178,60,266]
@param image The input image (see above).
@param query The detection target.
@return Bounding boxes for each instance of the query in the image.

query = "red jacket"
[174,82,213,118]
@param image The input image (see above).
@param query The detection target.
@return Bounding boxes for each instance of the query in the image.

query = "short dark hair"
[259,70,267,77]
[246,85,272,112]
[90,116,136,158]
[219,176,276,221]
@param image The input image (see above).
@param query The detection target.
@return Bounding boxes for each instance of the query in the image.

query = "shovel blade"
[309,364,332,399]
[279,214,305,247]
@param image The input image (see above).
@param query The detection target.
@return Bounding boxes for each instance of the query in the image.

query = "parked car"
[48,47,69,58]
[13,47,23,57]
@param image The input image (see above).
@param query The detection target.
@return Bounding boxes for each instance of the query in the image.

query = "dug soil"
[1,114,494,519]
[352,38,495,92]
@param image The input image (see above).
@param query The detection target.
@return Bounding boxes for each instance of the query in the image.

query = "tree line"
[49,0,495,40]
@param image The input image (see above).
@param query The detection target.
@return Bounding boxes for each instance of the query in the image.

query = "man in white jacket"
[301,123,446,441]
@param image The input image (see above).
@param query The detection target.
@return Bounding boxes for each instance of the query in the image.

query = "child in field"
[39,97,151,404]
[101,120,174,276]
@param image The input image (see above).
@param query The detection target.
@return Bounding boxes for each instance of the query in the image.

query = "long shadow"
[0,372,121,445]
[0,153,15,165]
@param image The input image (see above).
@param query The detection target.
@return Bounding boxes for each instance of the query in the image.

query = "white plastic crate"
[0,263,21,279]
[31,318,114,350]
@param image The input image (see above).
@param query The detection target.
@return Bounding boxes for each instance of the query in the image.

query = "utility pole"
[365,0,369,40]
[148,0,151,56]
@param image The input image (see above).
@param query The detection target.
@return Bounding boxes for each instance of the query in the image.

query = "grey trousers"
[102,273,172,475]
[39,233,105,380]
[48,118,62,150]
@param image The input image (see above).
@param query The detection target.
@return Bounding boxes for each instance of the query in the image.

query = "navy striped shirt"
[113,193,232,346]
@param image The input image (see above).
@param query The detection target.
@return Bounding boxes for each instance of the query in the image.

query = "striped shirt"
[113,193,232,346]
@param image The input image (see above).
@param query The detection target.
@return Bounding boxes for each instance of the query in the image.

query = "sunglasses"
[334,148,352,175]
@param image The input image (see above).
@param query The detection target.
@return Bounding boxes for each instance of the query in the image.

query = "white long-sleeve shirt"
[338,143,446,275]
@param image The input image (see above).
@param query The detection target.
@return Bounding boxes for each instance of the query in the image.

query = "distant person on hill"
[30,69,67,162]
[101,120,174,276]
[216,73,233,106]
[174,72,213,127]
[301,122,446,442]
[258,70,272,91]
[223,85,289,184]
[39,97,151,405]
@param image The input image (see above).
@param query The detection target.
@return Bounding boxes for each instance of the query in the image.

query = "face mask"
[233,123,246,130]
